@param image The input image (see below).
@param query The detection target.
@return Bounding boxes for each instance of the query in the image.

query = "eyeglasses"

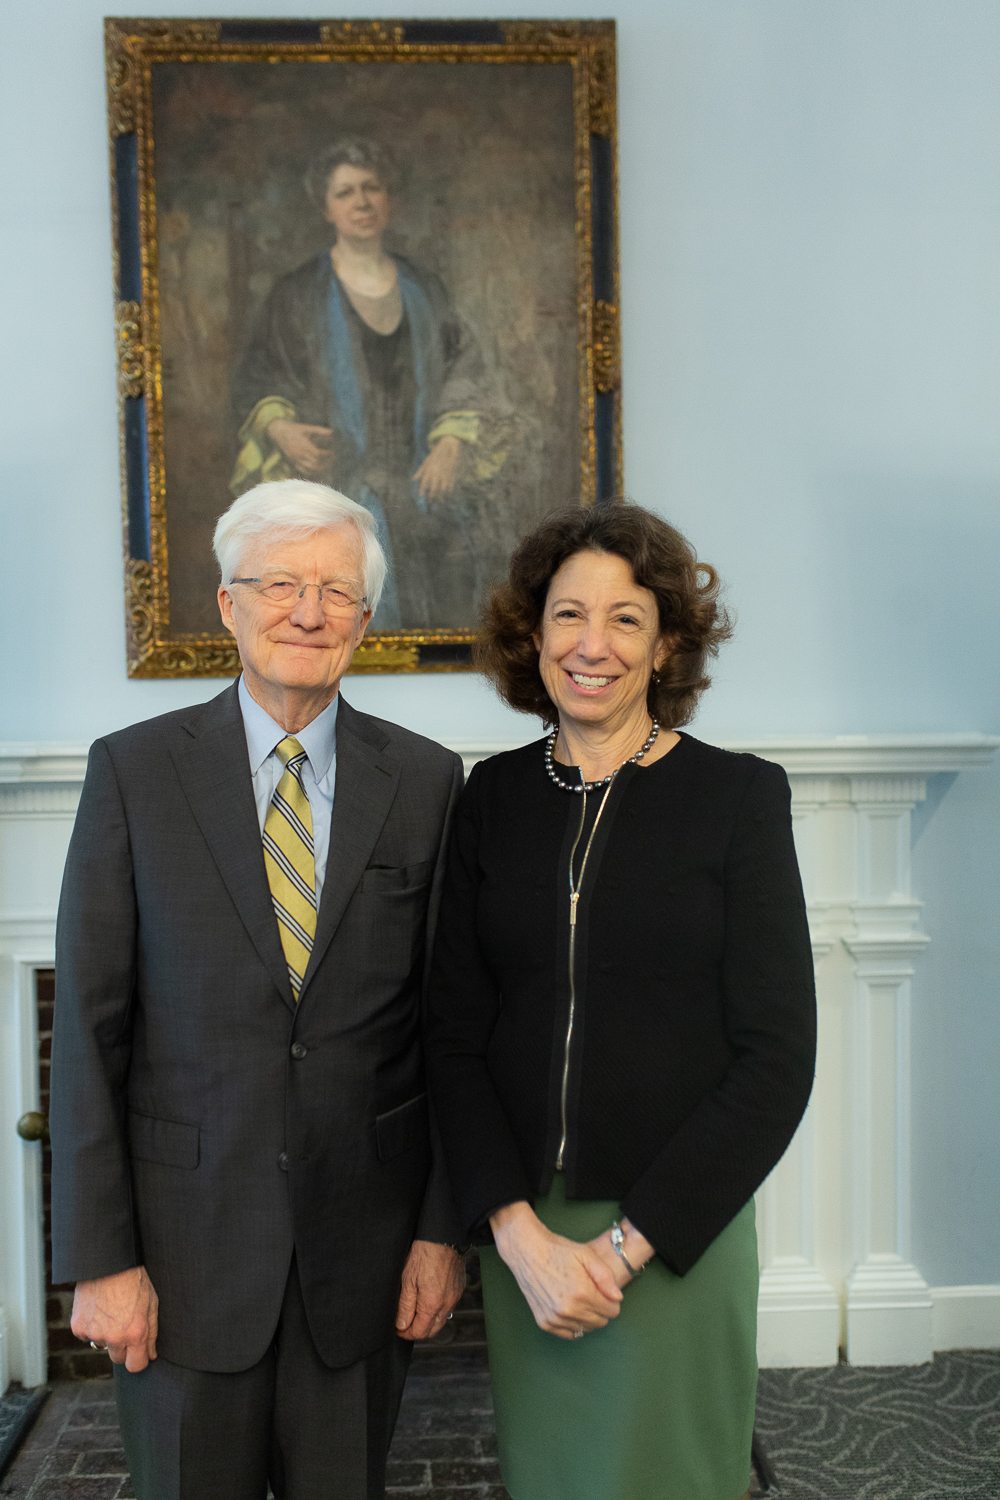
[230,574,366,616]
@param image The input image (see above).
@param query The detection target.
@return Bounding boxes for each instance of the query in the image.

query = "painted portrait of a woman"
[230,137,508,629]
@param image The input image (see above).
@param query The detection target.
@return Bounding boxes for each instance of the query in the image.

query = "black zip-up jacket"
[425,732,817,1276]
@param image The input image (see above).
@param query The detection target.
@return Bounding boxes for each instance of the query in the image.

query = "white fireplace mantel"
[2,730,996,786]
[0,732,997,1385]
[449,731,1000,779]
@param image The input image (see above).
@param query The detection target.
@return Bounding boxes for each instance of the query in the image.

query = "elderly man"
[50,481,465,1500]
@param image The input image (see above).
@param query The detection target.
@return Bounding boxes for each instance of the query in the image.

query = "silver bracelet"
[610,1220,644,1278]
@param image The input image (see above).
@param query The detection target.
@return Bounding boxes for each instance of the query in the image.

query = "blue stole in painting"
[324,255,439,515]
[323,254,443,627]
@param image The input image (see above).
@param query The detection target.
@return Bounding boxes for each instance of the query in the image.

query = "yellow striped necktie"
[262,736,316,1001]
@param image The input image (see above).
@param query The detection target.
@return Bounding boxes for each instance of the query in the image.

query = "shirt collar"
[238,676,339,782]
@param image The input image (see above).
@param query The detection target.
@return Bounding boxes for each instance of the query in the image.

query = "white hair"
[213,480,387,612]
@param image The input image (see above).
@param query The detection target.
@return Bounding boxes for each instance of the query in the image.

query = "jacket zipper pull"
[570,891,579,926]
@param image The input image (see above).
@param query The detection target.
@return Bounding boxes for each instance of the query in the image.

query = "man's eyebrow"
[261,568,362,586]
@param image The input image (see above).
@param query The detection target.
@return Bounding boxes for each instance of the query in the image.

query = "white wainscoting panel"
[0,734,996,1380]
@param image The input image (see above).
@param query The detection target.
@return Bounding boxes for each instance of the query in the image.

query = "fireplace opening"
[36,969,108,1380]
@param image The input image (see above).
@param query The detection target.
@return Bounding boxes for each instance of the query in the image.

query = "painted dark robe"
[231,251,504,629]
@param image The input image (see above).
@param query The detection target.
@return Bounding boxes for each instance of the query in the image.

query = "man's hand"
[71,1265,159,1373]
[395,1241,466,1341]
[412,434,462,502]
[267,418,335,477]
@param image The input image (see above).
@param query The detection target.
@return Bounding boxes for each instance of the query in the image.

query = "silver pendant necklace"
[544,719,660,794]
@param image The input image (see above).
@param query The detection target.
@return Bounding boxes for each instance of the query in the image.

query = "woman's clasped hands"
[491,1200,652,1341]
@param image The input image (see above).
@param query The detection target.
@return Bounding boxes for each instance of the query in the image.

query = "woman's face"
[533,549,671,735]
[323,163,390,242]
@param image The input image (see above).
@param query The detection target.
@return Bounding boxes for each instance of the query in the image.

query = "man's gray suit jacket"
[50,683,464,1374]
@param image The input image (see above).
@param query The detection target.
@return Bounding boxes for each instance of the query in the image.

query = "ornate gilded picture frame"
[106,17,620,676]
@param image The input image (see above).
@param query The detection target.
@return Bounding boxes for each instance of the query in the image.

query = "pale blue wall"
[1,0,998,1283]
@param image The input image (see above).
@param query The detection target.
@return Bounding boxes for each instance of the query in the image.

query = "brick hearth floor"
[0,1347,505,1500]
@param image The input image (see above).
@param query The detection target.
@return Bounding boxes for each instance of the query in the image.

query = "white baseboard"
[757,1306,841,1369]
[931,1285,1000,1351]
[757,1282,1000,1368]
[845,1258,934,1366]
[757,1263,841,1367]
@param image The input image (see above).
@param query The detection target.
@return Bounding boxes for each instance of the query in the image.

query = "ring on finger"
[572,1327,585,1339]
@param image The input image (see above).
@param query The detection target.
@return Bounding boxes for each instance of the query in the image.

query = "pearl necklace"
[545,720,661,793]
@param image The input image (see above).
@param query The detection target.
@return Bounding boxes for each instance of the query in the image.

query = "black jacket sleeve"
[49,739,141,1284]
[424,765,534,1239]
[621,760,817,1273]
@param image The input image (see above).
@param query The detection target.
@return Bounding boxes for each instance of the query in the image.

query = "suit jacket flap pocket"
[360,861,431,894]
[375,1093,428,1162]
[129,1110,200,1170]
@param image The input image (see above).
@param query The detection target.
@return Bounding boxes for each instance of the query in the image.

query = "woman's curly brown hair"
[475,502,733,728]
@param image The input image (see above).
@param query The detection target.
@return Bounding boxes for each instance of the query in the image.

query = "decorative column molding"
[716,738,997,1365]
[842,934,933,1365]
[755,1099,840,1367]
[0,734,996,1375]
[0,746,90,944]
[848,774,929,945]
[839,774,934,1364]
[754,746,997,1366]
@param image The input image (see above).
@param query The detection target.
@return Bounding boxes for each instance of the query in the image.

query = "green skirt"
[480,1176,759,1500]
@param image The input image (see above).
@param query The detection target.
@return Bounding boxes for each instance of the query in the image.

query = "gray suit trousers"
[114,1257,411,1500]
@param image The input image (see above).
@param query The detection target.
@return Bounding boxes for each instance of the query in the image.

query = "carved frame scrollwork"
[105,16,621,678]
[115,302,145,398]
[592,300,621,396]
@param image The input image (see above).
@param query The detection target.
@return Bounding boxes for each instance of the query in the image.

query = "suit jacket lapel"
[169,683,295,1011]
[298,698,400,1003]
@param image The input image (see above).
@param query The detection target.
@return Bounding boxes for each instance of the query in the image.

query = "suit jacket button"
[290,1042,307,1059]
[278,1152,289,1171]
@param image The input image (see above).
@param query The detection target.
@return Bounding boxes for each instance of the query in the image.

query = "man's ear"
[218,586,236,638]
[355,608,373,648]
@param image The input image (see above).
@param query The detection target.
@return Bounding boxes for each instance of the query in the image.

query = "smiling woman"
[532,549,678,780]
[426,502,817,1500]
[475,502,732,752]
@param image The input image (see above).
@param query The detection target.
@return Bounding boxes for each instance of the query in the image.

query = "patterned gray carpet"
[754,1350,999,1499]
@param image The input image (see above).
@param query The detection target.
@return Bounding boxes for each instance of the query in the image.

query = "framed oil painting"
[105,17,621,676]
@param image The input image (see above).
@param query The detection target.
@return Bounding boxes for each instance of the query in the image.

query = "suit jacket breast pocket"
[349,863,432,986]
[128,1110,200,1170]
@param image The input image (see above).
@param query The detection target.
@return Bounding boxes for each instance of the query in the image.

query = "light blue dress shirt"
[238,675,338,908]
